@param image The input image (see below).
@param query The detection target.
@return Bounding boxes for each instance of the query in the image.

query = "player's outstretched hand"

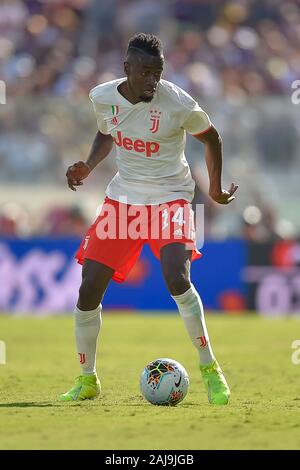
[210,183,238,204]
[66,161,91,191]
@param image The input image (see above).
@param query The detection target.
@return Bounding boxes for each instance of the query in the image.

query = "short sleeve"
[182,104,211,136]
[89,90,110,135]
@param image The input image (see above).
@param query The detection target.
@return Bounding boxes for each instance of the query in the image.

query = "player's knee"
[164,272,191,296]
[78,277,104,310]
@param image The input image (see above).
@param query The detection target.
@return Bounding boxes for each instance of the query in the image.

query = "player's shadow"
[0,402,59,408]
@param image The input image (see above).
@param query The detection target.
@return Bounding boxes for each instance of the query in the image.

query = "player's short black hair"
[127,33,163,57]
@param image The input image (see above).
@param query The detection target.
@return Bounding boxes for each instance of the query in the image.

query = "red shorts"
[76,197,201,282]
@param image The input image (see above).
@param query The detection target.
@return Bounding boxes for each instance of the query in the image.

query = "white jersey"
[89,78,211,205]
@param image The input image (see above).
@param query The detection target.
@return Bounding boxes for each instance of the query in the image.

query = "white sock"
[75,305,102,375]
[172,285,215,365]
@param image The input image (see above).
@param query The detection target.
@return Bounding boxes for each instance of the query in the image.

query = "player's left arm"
[182,103,238,204]
[193,125,238,204]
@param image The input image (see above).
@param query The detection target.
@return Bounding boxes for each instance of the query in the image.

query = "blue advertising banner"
[0,238,246,313]
[244,240,300,316]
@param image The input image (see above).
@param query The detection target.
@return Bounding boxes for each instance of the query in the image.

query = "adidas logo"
[173,228,183,237]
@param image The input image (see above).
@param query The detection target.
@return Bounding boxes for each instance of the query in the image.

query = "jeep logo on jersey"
[150,109,161,134]
[113,131,160,157]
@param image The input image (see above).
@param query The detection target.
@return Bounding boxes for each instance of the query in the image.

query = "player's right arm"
[66,131,113,191]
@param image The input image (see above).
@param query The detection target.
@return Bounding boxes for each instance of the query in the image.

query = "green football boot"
[200,360,230,405]
[58,374,101,402]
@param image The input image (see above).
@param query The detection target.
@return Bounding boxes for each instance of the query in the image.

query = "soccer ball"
[140,358,189,406]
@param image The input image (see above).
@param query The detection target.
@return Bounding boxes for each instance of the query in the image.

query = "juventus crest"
[150,109,162,133]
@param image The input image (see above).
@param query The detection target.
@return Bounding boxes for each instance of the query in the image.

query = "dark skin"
[194,126,238,204]
[119,49,164,103]
[66,50,238,309]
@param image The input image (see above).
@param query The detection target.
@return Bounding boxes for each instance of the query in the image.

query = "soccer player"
[60,33,238,405]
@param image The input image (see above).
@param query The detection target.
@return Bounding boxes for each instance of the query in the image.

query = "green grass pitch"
[0,313,300,450]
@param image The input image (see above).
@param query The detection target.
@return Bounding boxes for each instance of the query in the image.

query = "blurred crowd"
[0,0,300,240]
[0,190,296,242]
[1,0,300,98]
[0,202,88,237]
